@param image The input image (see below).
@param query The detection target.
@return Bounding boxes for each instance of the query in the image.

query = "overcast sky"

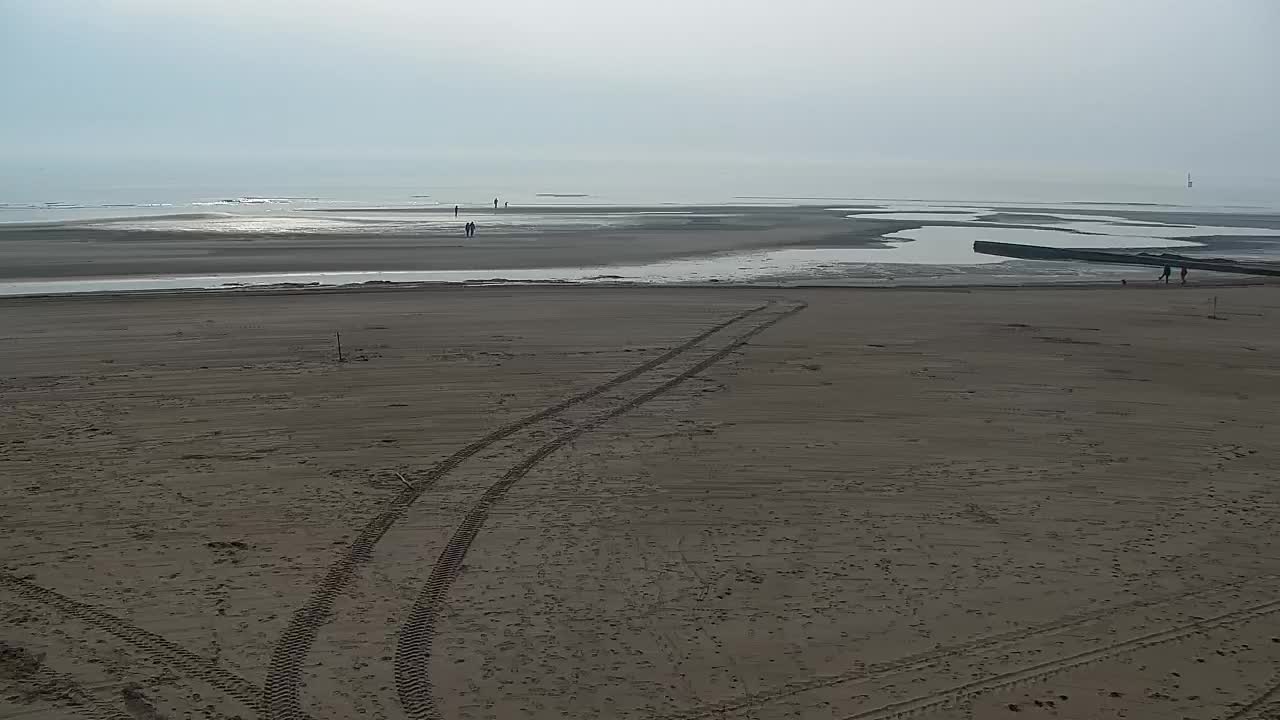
[3,1,1278,197]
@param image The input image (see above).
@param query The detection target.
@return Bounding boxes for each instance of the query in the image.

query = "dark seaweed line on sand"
[393,302,807,720]
[661,575,1267,719]
[262,304,768,720]
[844,597,1280,720]
[0,573,264,715]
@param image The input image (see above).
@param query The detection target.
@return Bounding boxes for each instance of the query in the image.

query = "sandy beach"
[2,283,1278,719]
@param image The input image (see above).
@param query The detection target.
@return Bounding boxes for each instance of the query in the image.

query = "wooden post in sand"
[1211,296,1218,320]
[336,331,345,362]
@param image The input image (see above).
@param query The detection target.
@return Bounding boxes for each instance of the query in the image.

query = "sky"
[2,1,1279,201]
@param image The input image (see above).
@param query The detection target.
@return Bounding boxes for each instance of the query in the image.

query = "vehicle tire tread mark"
[660,577,1264,720]
[393,303,807,720]
[0,573,263,715]
[1221,672,1280,720]
[842,598,1280,720]
[263,304,768,720]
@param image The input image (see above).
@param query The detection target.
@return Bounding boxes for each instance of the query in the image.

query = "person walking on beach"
[1160,265,1172,284]
[454,205,459,217]
[1180,266,1188,285]
[494,198,499,209]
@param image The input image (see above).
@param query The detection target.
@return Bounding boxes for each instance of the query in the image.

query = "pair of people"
[464,221,477,238]
[1159,266,1188,285]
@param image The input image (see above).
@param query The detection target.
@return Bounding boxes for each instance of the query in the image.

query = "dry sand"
[1,284,1278,720]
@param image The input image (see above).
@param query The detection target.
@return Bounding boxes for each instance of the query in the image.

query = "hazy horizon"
[4,1,1278,204]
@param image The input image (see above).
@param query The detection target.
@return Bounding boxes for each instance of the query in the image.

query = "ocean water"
[4,170,1280,225]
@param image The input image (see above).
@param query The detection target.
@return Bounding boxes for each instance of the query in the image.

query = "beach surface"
[2,284,1279,720]
[0,206,900,280]
[3,203,1280,294]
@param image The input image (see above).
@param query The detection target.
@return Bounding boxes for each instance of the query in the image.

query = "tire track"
[1222,673,1280,720]
[263,304,768,720]
[659,577,1263,720]
[394,302,807,720]
[842,597,1280,720]
[0,573,263,715]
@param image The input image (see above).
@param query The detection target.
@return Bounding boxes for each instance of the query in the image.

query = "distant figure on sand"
[504,202,508,209]
[454,205,459,217]
[494,198,499,209]
[1160,266,1172,284]
[1180,267,1188,284]
[464,222,475,238]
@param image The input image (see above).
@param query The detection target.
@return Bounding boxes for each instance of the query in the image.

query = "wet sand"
[0,207,909,281]
[1,284,1279,720]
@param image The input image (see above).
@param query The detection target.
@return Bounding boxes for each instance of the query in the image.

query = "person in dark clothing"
[1160,266,1172,284]
[454,205,459,217]
[494,198,499,209]
[1180,266,1188,284]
